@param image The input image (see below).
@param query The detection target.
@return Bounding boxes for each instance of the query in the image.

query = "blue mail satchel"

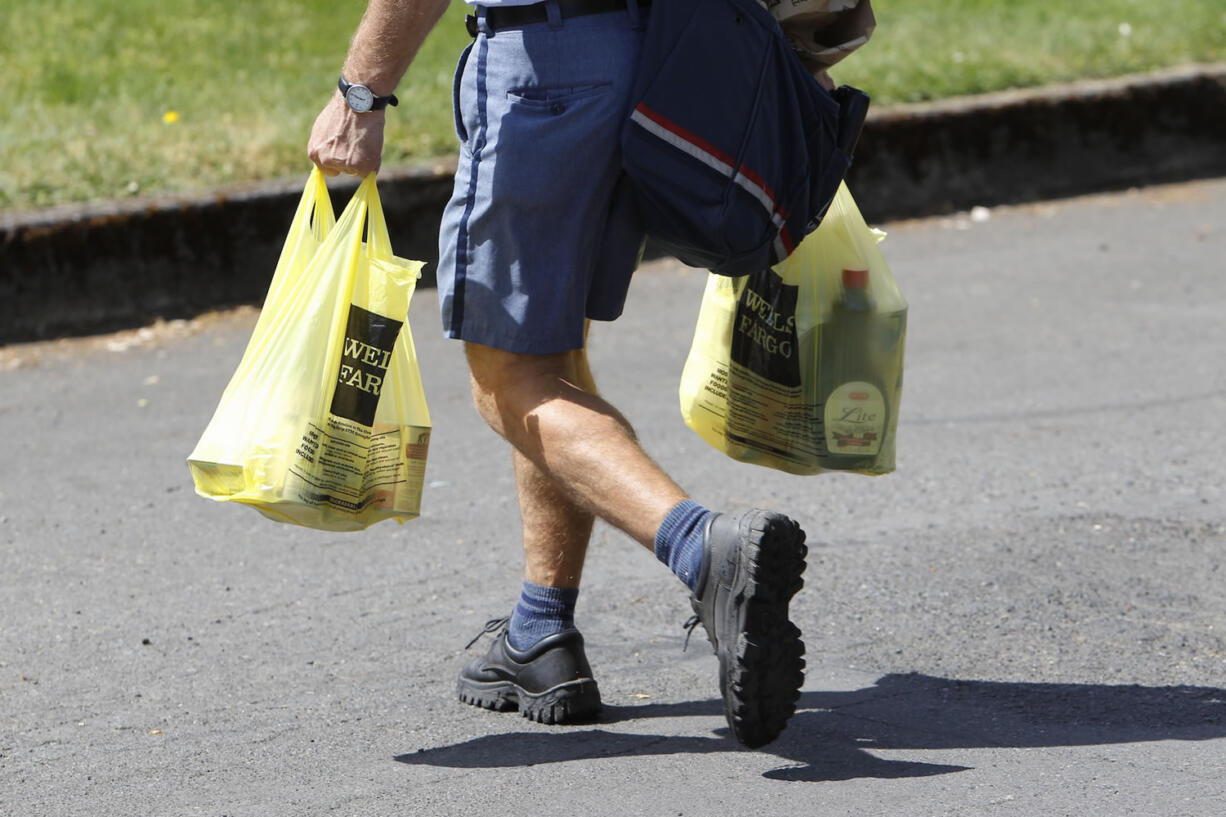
[621,0,870,277]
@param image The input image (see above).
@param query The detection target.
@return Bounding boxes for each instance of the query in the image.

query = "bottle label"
[824,381,885,455]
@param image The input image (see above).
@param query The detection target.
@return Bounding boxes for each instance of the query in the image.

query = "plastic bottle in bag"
[817,267,904,471]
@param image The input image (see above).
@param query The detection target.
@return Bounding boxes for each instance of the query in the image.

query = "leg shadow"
[395,673,1226,782]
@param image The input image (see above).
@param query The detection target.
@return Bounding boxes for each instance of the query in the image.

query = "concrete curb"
[3,64,1224,345]
[848,64,1226,220]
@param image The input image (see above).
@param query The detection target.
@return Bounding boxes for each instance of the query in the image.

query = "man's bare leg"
[513,450,592,588]
[465,342,687,550]
[511,345,595,590]
[457,341,686,724]
[458,341,807,746]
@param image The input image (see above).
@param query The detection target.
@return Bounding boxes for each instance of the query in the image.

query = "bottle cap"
[842,268,869,289]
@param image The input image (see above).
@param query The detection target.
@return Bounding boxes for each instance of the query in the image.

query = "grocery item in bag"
[680,182,906,476]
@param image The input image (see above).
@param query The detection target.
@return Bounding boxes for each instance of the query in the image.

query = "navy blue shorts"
[436,4,647,354]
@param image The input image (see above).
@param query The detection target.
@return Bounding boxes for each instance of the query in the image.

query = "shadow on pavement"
[394,673,1226,782]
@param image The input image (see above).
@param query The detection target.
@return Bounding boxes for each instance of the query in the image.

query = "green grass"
[2,0,1223,211]
[1,0,472,210]
[832,0,1226,103]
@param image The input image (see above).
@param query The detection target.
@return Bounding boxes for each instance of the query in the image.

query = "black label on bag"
[329,304,404,427]
[731,269,801,388]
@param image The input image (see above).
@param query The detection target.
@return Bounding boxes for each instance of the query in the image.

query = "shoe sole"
[457,677,602,725]
[703,511,808,748]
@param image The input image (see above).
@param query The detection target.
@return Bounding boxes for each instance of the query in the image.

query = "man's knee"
[466,342,589,393]
[464,342,620,441]
[464,343,576,433]
[464,343,513,434]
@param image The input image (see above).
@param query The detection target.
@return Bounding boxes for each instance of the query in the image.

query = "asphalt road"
[3,178,1225,816]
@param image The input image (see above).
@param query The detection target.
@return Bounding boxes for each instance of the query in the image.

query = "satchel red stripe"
[631,103,790,235]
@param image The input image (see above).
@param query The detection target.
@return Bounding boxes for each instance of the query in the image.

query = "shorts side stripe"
[450,34,491,338]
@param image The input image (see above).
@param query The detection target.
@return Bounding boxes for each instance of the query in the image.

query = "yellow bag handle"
[265,168,336,306]
[355,173,394,261]
[306,166,336,242]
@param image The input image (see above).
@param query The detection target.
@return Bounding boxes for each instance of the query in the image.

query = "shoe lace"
[464,615,510,650]
[681,615,702,652]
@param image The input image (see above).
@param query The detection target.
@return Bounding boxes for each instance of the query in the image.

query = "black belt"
[466,0,651,37]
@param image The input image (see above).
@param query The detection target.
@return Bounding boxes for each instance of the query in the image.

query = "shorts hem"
[443,327,585,356]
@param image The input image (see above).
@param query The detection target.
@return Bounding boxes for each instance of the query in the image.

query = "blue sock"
[507,580,579,651]
[654,499,712,593]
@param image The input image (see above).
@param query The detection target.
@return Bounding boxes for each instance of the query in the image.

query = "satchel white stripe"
[733,171,778,219]
[630,108,734,178]
[632,109,785,231]
[627,106,789,251]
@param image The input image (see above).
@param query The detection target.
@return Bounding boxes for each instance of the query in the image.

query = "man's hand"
[307,93,386,177]
[305,0,450,176]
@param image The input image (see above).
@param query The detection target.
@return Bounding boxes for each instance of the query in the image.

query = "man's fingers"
[325,154,378,177]
[306,94,385,177]
[309,143,376,178]
[310,146,356,177]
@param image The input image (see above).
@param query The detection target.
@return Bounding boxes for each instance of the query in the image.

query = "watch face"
[346,84,374,113]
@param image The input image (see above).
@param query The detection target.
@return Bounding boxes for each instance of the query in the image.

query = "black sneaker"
[457,617,602,725]
[687,509,807,748]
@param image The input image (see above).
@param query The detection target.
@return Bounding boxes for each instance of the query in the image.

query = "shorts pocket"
[492,79,622,209]
[451,42,475,142]
[505,82,612,113]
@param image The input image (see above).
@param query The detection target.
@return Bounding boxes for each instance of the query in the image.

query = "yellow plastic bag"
[188,169,431,530]
[679,182,906,475]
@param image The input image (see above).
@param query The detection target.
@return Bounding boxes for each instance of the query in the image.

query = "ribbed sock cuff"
[507,580,579,651]
[654,499,711,593]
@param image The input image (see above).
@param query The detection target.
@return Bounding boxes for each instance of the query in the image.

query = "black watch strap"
[338,76,399,112]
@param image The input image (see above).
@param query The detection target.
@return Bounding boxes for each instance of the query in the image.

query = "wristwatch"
[338,76,399,113]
